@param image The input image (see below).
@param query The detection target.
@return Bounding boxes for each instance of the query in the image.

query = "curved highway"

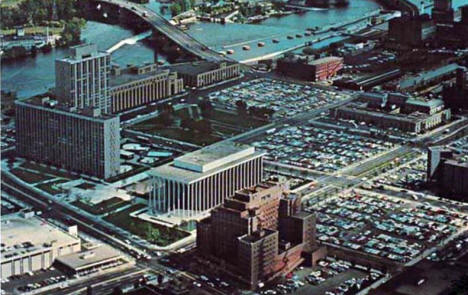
[96,0,231,62]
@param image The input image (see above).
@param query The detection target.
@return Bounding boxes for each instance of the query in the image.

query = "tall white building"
[55,44,111,113]
[149,142,264,217]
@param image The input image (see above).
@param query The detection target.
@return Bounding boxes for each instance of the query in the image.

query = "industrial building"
[443,68,468,110]
[277,55,343,81]
[15,96,120,179]
[333,92,451,133]
[109,64,184,113]
[428,146,468,199]
[385,63,464,92]
[432,0,455,23]
[196,181,317,289]
[149,141,264,217]
[434,5,468,47]
[388,14,435,47]
[169,61,241,88]
[1,212,81,279]
[55,44,111,114]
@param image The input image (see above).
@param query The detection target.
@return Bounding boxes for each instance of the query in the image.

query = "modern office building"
[170,61,241,88]
[334,93,451,133]
[277,55,343,81]
[148,141,264,217]
[197,181,317,288]
[55,44,111,113]
[1,212,81,279]
[427,146,468,199]
[109,64,184,113]
[16,96,120,179]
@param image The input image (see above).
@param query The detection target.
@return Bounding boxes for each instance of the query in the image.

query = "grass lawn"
[36,179,69,195]
[130,108,266,146]
[71,197,129,216]
[104,205,190,246]
[207,109,267,129]
[10,168,54,183]
[0,0,24,7]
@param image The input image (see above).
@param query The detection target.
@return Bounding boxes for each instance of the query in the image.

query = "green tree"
[170,3,182,16]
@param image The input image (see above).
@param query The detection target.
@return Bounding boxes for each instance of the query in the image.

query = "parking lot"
[207,78,351,119]
[373,156,427,191]
[306,190,468,264]
[249,125,395,173]
[259,257,383,295]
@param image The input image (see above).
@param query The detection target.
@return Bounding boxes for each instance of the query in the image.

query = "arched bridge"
[93,0,231,62]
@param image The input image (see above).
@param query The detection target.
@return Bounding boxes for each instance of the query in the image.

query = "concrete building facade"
[55,44,111,113]
[109,64,184,113]
[16,97,120,179]
[149,142,264,217]
[170,61,241,88]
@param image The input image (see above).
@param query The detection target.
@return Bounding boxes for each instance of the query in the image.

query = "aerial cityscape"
[1,0,468,294]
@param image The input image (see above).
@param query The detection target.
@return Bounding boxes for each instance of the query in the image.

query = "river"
[2,0,465,98]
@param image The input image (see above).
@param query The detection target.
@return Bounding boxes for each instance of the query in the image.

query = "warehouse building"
[1,212,81,279]
[15,96,120,179]
[149,141,264,217]
[277,55,343,81]
[169,61,241,88]
[109,64,184,113]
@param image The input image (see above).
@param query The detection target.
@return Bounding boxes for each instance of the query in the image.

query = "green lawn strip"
[71,197,129,215]
[36,179,69,195]
[10,168,53,183]
[104,205,190,246]
[19,162,78,179]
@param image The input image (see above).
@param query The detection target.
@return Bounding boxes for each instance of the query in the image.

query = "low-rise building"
[1,212,81,279]
[54,243,131,277]
[15,96,120,179]
[169,61,241,88]
[109,64,184,113]
[277,55,343,81]
[334,93,451,133]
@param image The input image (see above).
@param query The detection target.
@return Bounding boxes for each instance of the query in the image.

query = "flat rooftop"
[55,244,124,271]
[174,141,255,172]
[1,213,80,261]
[309,56,343,65]
[149,142,264,183]
[16,96,116,121]
[110,69,170,88]
[170,61,236,76]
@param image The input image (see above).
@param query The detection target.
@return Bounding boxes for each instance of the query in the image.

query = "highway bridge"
[93,0,231,62]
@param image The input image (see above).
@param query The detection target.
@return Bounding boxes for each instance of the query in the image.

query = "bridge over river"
[94,0,232,62]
